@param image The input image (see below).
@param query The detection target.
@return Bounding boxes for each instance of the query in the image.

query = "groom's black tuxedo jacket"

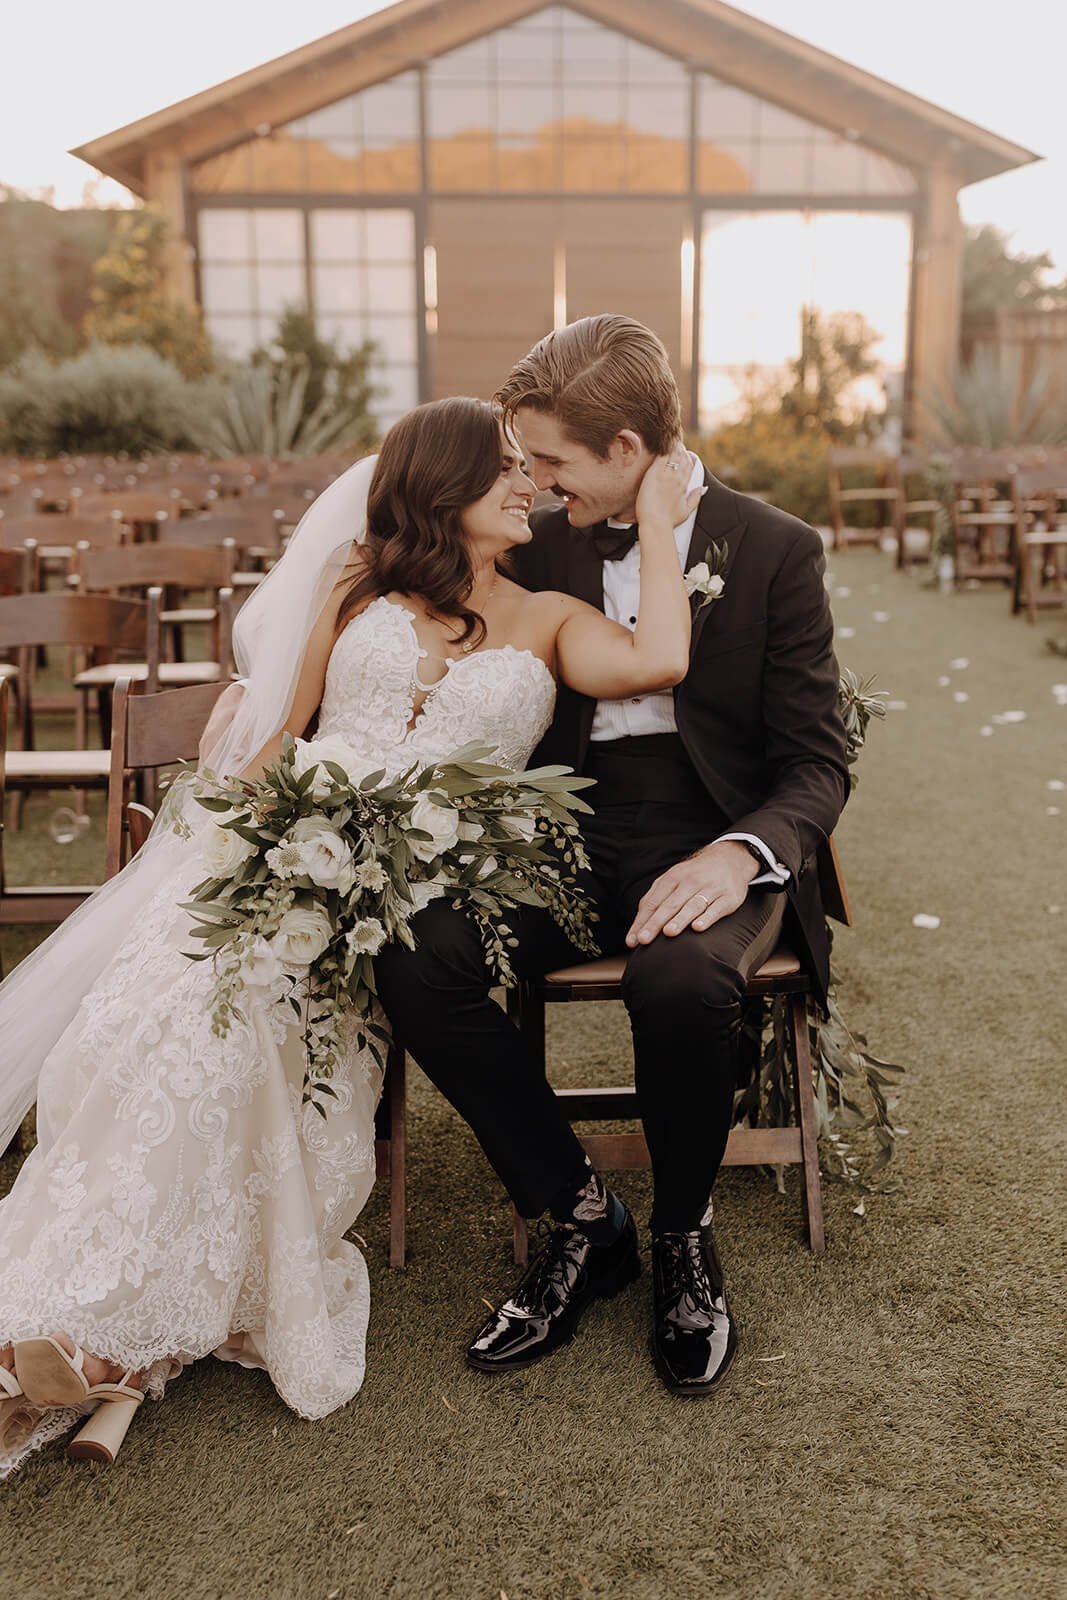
[510,468,850,1000]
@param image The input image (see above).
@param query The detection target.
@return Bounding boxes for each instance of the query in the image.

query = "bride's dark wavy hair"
[335,396,506,650]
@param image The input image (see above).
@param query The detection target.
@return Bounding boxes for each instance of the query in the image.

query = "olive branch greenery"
[176,739,598,1117]
[733,669,905,1189]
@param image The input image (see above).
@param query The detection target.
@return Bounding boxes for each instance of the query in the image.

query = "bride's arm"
[550,452,699,699]
[237,577,352,781]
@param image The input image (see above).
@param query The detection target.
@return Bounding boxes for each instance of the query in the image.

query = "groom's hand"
[625,840,760,946]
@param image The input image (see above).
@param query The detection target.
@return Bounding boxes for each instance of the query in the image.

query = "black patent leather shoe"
[651,1226,737,1396]
[467,1211,640,1373]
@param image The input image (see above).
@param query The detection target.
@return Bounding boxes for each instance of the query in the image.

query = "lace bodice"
[317,596,556,774]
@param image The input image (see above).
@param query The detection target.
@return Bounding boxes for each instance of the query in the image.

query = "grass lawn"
[1,548,1063,1599]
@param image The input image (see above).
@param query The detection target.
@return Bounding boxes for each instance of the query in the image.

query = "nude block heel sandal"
[67,1391,143,1463]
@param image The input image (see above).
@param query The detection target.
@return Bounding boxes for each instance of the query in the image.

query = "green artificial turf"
[1,549,1064,1599]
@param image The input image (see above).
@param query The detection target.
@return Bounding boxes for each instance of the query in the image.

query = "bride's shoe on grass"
[12,1335,144,1462]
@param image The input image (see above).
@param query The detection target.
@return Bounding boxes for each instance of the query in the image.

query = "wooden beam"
[910,167,962,438]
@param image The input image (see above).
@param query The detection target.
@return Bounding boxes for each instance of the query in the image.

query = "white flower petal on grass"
[992,711,1027,724]
[949,657,970,670]
[1047,807,1062,817]
[834,586,851,599]
[1048,905,1063,915]
[872,611,890,623]
[911,913,941,930]
[1053,685,1067,705]
[937,676,951,688]
[1047,780,1066,792]
[953,692,969,704]
[837,626,856,640]
[979,726,994,737]
[886,700,908,712]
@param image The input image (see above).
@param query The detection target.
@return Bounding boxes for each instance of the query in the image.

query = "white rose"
[346,917,387,957]
[705,574,725,597]
[457,820,484,843]
[271,905,334,968]
[202,818,256,877]
[287,817,355,890]
[406,794,461,862]
[292,736,367,800]
[683,560,711,595]
[241,936,285,989]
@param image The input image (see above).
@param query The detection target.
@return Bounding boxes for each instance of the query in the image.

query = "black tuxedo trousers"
[375,734,784,1229]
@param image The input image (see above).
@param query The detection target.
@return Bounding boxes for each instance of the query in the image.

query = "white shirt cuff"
[718,832,791,887]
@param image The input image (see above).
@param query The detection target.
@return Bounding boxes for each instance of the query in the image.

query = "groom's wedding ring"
[694,893,710,908]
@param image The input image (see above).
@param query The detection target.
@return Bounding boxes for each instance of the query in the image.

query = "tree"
[778,309,885,442]
[0,188,117,369]
[961,223,1067,321]
[83,206,214,378]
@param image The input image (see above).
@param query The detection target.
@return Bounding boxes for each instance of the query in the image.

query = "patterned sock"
[549,1160,627,1246]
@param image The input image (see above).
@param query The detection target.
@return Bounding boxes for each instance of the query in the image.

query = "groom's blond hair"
[495,314,682,459]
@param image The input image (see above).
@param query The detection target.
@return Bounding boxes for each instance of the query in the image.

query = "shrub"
[84,206,214,379]
[0,342,206,456]
[690,409,833,525]
[194,352,378,460]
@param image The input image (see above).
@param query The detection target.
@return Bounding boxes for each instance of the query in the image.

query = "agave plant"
[923,348,1067,448]
[195,356,378,459]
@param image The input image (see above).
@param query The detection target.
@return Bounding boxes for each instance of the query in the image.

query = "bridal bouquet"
[175,737,598,1113]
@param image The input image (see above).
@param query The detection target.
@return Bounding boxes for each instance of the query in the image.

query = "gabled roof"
[72,0,1038,192]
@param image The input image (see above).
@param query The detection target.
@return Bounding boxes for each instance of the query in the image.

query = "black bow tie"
[590,523,638,562]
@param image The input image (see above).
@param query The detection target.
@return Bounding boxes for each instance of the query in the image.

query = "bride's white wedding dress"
[0,597,555,1473]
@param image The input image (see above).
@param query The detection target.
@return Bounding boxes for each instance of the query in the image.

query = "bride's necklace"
[410,576,497,706]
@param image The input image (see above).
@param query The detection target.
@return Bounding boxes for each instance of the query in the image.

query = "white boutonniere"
[684,539,728,611]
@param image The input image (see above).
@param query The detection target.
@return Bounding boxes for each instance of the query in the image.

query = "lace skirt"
[0,854,382,1475]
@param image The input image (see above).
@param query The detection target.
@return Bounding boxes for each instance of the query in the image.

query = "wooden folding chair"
[76,491,180,538]
[74,542,234,679]
[0,543,37,745]
[827,449,901,552]
[106,677,408,1270]
[0,592,159,925]
[506,839,854,1263]
[1010,465,1067,623]
[948,450,1022,587]
[893,453,940,569]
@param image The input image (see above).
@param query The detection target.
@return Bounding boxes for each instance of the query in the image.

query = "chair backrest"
[0,542,37,595]
[1011,465,1067,498]
[817,836,853,928]
[0,514,125,551]
[106,677,230,876]
[76,542,234,592]
[160,517,276,555]
[0,589,154,652]
[76,491,179,523]
[827,448,895,470]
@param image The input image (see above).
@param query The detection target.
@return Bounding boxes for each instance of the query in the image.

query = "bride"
[0,395,696,1474]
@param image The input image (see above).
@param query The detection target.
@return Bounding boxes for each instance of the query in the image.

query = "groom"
[375,315,849,1395]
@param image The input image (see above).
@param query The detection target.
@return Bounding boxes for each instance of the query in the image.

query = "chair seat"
[542,941,802,988]
[74,660,221,686]
[0,662,17,681]
[231,571,265,587]
[838,487,900,501]
[160,607,217,624]
[5,748,111,779]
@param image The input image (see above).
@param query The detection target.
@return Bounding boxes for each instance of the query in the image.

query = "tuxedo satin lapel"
[688,471,748,656]
[567,524,607,613]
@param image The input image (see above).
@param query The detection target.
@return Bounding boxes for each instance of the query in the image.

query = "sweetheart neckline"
[357,596,555,691]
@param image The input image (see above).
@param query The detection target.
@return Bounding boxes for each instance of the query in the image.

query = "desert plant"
[0,342,206,456]
[924,348,1067,448]
[194,353,378,460]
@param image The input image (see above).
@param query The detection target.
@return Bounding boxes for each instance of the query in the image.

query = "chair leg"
[789,992,825,1254]
[387,1046,407,1269]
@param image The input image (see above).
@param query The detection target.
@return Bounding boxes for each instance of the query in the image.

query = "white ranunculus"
[271,905,334,968]
[346,917,387,957]
[406,794,461,862]
[287,817,355,890]
[202,818,256,877]
[409,879,446,914]
[241,936,285,988]
[292,736,367,800]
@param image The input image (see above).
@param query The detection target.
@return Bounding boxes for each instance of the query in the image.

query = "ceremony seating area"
[827,444,1067,621]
